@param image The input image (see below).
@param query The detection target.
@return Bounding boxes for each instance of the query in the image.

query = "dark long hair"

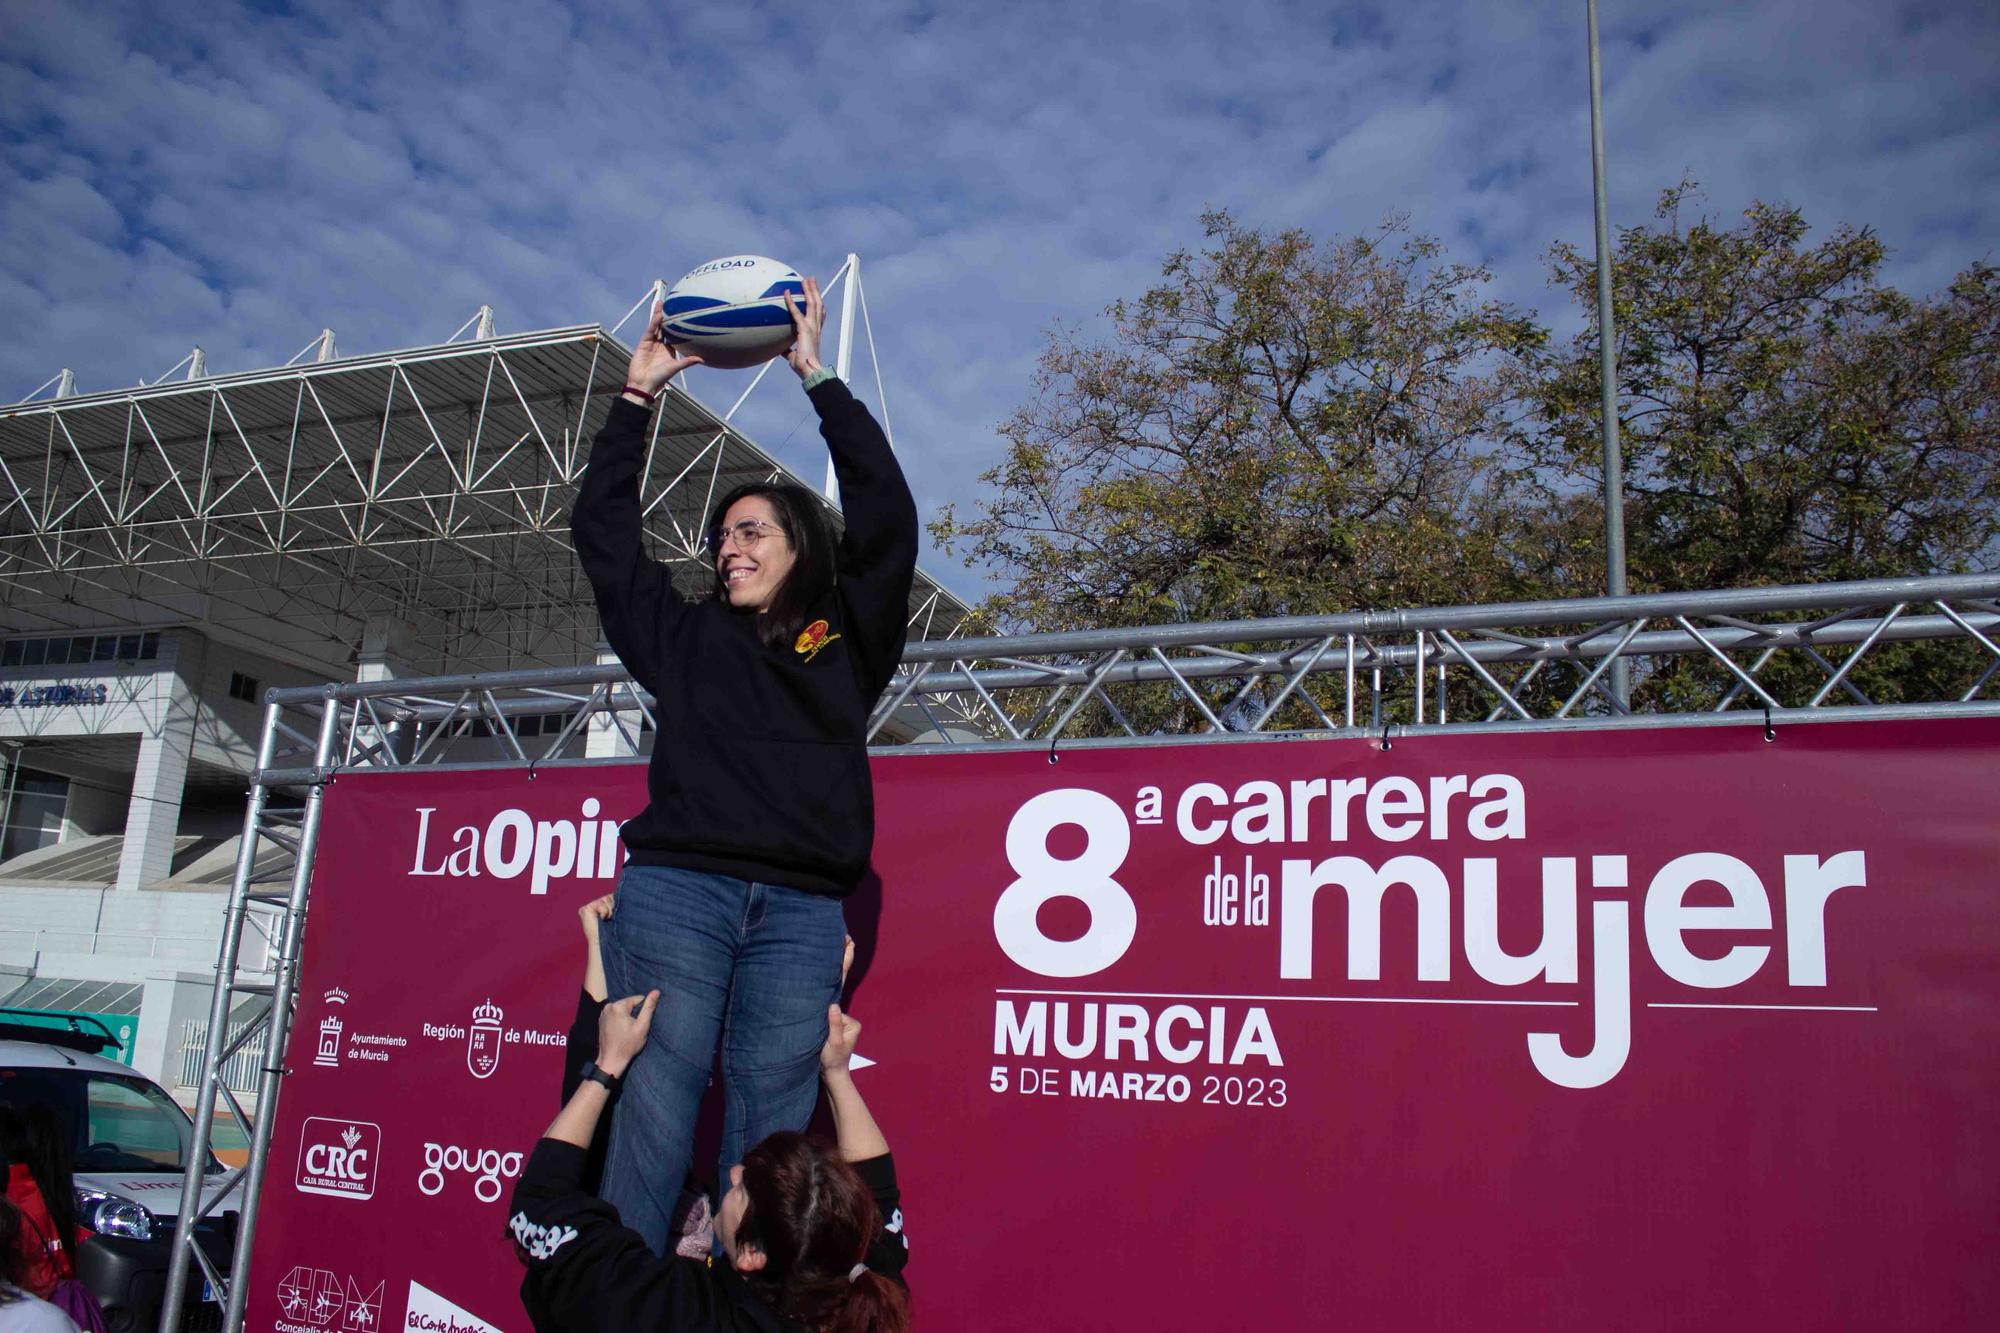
[707,482,837,650]
[734,1131,909,1333]
[0,1104,79,1254]
[0,1196,28,1301]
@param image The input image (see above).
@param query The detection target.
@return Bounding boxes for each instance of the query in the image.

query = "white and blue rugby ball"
[659,255,806,370]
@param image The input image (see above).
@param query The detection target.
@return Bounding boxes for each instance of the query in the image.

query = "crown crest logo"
[472,999,504,1026]
[323,987,350,1006]
[340,1125,361,1150]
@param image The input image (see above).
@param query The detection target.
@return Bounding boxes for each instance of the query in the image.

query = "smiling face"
[715,494,796,612]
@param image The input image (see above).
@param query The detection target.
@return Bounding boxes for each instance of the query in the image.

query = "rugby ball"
[659,255,806,370]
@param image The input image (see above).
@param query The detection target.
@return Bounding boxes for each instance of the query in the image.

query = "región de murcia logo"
[468,1000,504,1079]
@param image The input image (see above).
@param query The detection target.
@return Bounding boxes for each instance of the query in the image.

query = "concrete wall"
[189,639,327,773]
[0,885,265,1089]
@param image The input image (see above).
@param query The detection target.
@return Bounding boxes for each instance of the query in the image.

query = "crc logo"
[296,1118,381,1201]
[418,1142,523,1204]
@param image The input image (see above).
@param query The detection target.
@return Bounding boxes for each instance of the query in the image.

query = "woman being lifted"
[571,275,917,1253]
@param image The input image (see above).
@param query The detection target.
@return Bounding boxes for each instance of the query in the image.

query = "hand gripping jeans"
[596,863,846,1255]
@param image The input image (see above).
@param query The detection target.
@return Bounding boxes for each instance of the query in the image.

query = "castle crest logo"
[467,1000,504,1079]
[314,987,349,1068]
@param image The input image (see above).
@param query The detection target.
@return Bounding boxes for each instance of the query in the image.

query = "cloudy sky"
[2,0,1994,599]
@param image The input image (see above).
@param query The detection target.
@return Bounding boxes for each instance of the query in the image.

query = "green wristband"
[801,367,839,392]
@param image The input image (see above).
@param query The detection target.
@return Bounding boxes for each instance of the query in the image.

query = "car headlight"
[75,1189,154,1242]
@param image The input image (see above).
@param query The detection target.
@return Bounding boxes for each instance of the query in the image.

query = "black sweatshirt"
[571,382,919,896]
[513,994,910,1332]
[511,1142,908,1333]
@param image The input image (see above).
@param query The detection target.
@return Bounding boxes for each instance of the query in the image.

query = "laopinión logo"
[295,1118,381,1201]
[417,1142,524,1204]
[409,797,624,895]
[275,1265,383,1332]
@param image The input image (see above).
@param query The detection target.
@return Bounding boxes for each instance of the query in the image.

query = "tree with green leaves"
[1518,183,1999,711]
[1525,181,1999,592]
[938,192,1997,729]
[933,210,1545,634]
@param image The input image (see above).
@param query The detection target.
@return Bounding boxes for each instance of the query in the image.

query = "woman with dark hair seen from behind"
[0,1107,81,1304]
[0,1199,78,1331]
[509,903,909,1332]
[571,274,918,1252]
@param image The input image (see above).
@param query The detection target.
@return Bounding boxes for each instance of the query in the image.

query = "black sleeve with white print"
[851,1154,912,1291]
[511,1138,913,1329]
[510,1138,740,1331]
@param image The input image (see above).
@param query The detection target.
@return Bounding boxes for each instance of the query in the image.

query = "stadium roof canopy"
[0,326,970,675]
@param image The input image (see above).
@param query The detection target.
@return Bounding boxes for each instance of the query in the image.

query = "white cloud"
[2,0,1995,600]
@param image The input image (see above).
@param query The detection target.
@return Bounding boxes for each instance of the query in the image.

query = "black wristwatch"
[579,1061,622,1093]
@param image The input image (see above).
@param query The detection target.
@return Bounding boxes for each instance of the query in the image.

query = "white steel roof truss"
[4,326,967,673]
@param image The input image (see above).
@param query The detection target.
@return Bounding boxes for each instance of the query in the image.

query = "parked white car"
[1,1013,241,1331]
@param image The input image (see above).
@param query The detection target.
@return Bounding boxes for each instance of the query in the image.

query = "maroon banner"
[243,719,2000,1332]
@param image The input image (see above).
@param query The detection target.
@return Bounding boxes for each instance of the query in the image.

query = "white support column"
[357,616,419,683]
[55,369,75,398]
[188,347,206,379]
[316,329,337,362]
[116,633,203,892]
[116,718,194,891]
[585,643,641,757]
[475,305,495,339]
[826,253,861,501]
[835,253,859,383]
[130,973,183,1087]
[358,617,420,761]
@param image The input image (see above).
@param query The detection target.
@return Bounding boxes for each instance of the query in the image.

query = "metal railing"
[176,1018,266,1095]
[158,571,2000,1330]
[0,928,253,966]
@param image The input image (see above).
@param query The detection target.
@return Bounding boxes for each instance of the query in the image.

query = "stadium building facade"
[0,287,969,1099]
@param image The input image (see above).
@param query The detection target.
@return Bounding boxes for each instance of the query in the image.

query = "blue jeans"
[597,863,845,1255]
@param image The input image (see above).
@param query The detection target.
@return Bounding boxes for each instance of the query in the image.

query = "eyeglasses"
[706,518,788,555]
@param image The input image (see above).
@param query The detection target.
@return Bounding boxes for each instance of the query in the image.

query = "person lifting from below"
[510,894,910,1333]
[571,275,918,1258]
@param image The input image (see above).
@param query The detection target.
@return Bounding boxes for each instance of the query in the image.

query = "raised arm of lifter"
[786,278,919,698]
[819,1001,889,1162]
[570,301,704,684]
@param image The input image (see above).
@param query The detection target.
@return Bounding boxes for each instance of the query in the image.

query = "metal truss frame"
[3,277,967,676]
[871,572,2000,745]
[160,570,1999,1329]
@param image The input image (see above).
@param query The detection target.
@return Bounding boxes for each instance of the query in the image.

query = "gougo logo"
[993,783,1869,1089]
[418,1142,524,1204]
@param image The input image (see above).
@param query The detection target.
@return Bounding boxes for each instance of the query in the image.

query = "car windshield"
[0,1065,220,1174]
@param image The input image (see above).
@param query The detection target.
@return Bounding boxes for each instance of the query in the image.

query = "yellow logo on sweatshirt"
[795,619,841,663]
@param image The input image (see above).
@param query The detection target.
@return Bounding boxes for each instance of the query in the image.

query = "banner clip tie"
[1047,734,1060,765]
[1763,705,1777,743]
[1380,718,1393,751]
